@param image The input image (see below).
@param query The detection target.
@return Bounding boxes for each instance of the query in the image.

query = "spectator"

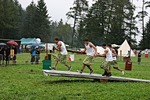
[19,46,22,53]
[5,46,10,66]
[12,46,17,64]
[35,47,40,64]
[138,51,142,65]
[30,47,36,64]
[0,47,4,65]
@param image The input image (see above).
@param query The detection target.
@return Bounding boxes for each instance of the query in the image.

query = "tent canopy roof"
[20,38,41,45]
[118,40,135,57]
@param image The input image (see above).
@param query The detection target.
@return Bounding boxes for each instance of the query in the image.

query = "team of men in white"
[53,38,123,77]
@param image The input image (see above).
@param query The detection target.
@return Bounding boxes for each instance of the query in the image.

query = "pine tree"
[35,0,51,41]
[143,19,150,48]
[23,1,37,38]
[77,0,137,45]
[67,0,88,46]
[0,0,24,39]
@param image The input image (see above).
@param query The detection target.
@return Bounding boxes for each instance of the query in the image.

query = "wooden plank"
[43,70,150,83]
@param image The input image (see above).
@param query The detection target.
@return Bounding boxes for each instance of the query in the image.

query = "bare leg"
[63,62,71,71]
[54,60,58,68]
[113,67,122,72]
[87,65,93,74]
[64,63,69,67]
[87,65,92,71]
[81,64,86,71]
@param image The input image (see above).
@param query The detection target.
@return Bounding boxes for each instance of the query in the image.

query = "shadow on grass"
[43,78,142,84]
[43,79,94,84]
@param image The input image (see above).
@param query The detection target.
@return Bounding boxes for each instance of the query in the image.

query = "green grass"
[0,53,150,100]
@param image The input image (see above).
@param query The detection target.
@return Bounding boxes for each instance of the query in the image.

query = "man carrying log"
[52,38,72,71]
[78,39,97,74]
[97,44,114,77]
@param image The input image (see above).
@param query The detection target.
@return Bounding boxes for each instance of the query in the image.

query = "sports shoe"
[102,71,107,76]
[106,72,112,77]
[78,70,83,74]
[68,66,72,71]
[121,70,124,75]
[90,70,93,74]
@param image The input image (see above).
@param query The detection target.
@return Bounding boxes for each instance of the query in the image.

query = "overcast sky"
[18,0,150,43]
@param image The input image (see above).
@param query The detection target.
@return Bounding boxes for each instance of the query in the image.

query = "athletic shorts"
[83,55,94,66]
[100,61,114,70]
[52,53,67,64]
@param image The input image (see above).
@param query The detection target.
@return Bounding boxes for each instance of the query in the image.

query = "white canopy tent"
[118,40,135,57]
[96,46,105,54]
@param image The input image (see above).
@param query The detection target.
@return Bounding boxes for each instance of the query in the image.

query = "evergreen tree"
[66,0,88,46]
[78,0,137,46]
[36,0,51,41]
[143,19,150,48]
[23,1,37,38]
[55,19,72,45]
[23,0,51,41]
[0,0,24,39]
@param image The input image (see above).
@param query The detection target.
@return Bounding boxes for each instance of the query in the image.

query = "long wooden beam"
[43,70,150,83]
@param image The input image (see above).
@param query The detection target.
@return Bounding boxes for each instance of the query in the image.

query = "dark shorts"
[138,57,141,62]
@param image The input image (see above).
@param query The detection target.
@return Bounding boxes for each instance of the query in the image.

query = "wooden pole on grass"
[45,36,48,60]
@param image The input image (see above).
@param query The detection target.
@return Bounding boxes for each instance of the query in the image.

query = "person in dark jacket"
[138,51,142,65]
[0,47,5,65]
[5,46,10,66]
[35,47,40,64]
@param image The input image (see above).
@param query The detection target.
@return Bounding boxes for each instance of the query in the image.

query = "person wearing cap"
[97,44,113,77]
[79,39,97,74]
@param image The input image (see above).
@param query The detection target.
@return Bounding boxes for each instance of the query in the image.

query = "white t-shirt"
[85,43,95,56]
[105,47,113,62]
[59,41,68,55]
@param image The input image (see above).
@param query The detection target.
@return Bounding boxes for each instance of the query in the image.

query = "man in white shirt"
[109,45,124,75]
[79,39,97,74]
[97,44,114,77]
[52,38,71,71]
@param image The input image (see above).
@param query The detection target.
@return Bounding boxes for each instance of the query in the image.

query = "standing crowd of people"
[52,38,124,77]
[0,46,17,66]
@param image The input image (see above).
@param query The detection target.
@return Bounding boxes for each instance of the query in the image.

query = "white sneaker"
[121,70,124,75]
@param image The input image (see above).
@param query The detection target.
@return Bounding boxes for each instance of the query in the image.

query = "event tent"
[96,46,105,54]
[20,38,41,45]
[118,40,135,57]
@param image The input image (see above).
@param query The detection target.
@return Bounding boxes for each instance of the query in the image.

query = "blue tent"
[20,38,41,45]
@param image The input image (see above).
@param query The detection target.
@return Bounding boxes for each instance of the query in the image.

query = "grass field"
[0,53,150,100]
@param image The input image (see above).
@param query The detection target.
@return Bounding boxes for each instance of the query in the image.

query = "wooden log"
[43,70,150,83]
[67,49,86,54]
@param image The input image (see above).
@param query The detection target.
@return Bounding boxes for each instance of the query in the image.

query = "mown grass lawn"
[0,53,150,100]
